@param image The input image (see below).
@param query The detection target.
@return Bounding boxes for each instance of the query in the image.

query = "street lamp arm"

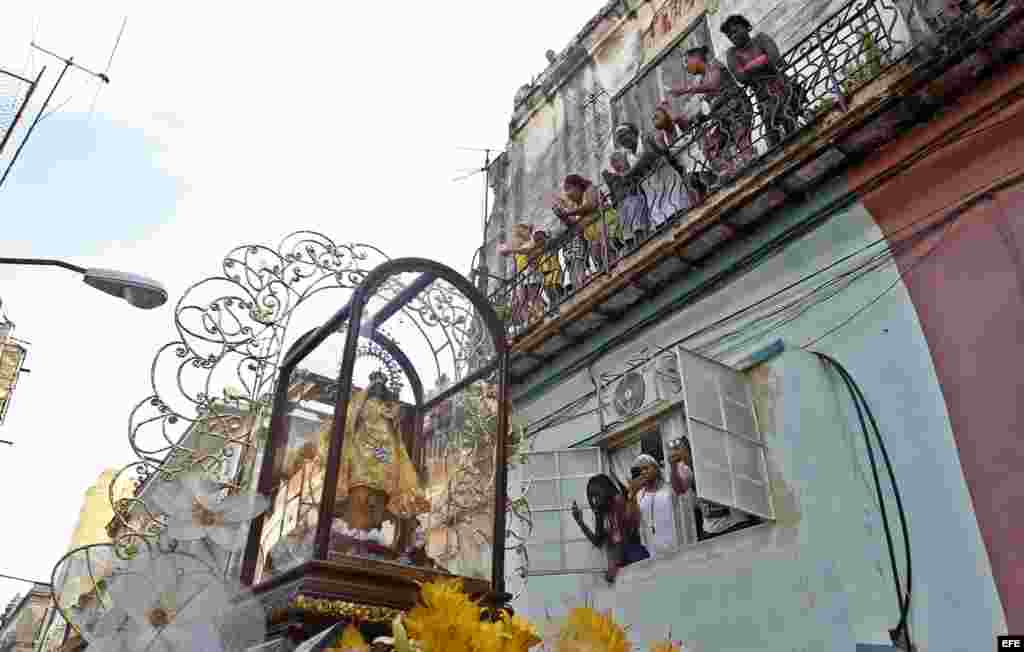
[0,258,167,309]
[0,258,86,274]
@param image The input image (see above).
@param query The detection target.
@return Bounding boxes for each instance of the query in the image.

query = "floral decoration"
[148,472,269,551]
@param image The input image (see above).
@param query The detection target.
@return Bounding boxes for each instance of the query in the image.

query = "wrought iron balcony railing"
[489,0,1024,342]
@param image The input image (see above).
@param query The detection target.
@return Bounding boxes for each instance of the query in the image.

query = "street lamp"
[0,258,167,309]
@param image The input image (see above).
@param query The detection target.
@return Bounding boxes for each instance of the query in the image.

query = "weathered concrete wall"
[486,0,903,281]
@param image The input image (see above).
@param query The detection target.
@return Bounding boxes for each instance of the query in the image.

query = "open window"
[520,447,608,576]
[674,346,774,522]
[521,347,773,579]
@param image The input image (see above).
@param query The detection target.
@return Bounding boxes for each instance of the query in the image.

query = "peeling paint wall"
[487,0,897,281]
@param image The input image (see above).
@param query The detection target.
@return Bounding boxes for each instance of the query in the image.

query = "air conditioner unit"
[600,351,683,423]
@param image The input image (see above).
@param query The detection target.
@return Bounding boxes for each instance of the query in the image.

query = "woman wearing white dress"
[628,451,698,557]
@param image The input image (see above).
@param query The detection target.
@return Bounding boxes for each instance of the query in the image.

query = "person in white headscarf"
[613,121,692,232]
[627,452,693,556]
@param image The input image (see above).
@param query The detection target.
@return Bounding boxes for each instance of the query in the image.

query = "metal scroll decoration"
[105,231,495,543]
[31,229,530,623]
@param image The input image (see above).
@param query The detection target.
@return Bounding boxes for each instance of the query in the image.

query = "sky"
[0,0,605,608]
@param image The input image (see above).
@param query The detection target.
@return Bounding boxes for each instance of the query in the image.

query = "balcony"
[487,0,1024,382]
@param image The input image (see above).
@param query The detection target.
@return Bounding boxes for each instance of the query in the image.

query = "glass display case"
[240,257,510,623]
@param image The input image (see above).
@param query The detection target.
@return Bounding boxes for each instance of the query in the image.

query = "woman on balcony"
[553,174,617,287]
[603,150,651,251]
[613,122,690,231]
[653,102,709,206]
[721,14,805,148]
[666,45,755,178]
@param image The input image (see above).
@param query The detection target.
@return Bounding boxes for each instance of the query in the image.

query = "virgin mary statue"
[320,371,429,532]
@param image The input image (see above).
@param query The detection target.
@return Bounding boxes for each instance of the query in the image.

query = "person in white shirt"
[628,453,695,556]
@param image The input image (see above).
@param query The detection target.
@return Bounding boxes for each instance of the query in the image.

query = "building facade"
[483,1,1023,650]
[0,320,29,428]
[0,585,52,652]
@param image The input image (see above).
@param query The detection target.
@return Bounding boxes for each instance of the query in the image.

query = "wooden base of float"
[253,557,499,644]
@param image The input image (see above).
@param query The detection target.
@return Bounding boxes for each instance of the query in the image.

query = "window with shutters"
[519,447,609,575]
[516,346,772,579]
[675,346,773,523]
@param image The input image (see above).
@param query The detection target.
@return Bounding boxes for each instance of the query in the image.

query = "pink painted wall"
[855,66,1024,630]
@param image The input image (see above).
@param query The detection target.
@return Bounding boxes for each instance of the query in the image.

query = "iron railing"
[490,0,1022,340]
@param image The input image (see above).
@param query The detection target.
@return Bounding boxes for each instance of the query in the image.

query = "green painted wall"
[509,194,1006,650]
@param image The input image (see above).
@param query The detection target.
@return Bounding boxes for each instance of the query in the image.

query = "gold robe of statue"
[320,385,429,532]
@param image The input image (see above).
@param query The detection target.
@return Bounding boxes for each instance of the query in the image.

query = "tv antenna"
[453,146,502,237]
[453,146,502,284]
[88,16,128,118]
[0,21,125,190]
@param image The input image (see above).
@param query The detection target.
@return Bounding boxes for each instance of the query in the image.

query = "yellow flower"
[552,607,631,652]
[405,579,482,652]
[648,642,681,652]
[475,620,507,652]
[499,610,543,652]
[330,623,369,652]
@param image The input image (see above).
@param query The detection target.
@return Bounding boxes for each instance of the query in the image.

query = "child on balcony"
[530,228,564,307]
[498,223,545,326]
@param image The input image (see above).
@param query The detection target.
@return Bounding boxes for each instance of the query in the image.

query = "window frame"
[525,347,773,578]
[674,345,774,521]
[520,447,610,576]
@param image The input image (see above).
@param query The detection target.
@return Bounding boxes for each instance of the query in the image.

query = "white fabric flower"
[104,549,238,651]
[149,473,269,551]
[77,608,141,652]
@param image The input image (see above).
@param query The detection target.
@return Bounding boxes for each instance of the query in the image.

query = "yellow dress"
[319,389,429,520]
[583,206,621,242]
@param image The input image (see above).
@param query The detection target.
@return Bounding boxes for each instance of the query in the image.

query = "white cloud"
[0,0,605,605]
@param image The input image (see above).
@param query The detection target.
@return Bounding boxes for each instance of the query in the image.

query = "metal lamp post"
[0,258,167,309]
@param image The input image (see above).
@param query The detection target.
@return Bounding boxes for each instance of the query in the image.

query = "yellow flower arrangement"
[499,610,543,652]
[399,579,544,652]
[404,579,483,652]
[340,580,682,652]
[552,607,632,652]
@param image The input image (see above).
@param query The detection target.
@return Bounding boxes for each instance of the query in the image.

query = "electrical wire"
[814,354,913,648]
[803,167,1024,349]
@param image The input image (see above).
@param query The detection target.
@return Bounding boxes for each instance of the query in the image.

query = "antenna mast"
[454,146,501,283]
[0,39,115,190]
